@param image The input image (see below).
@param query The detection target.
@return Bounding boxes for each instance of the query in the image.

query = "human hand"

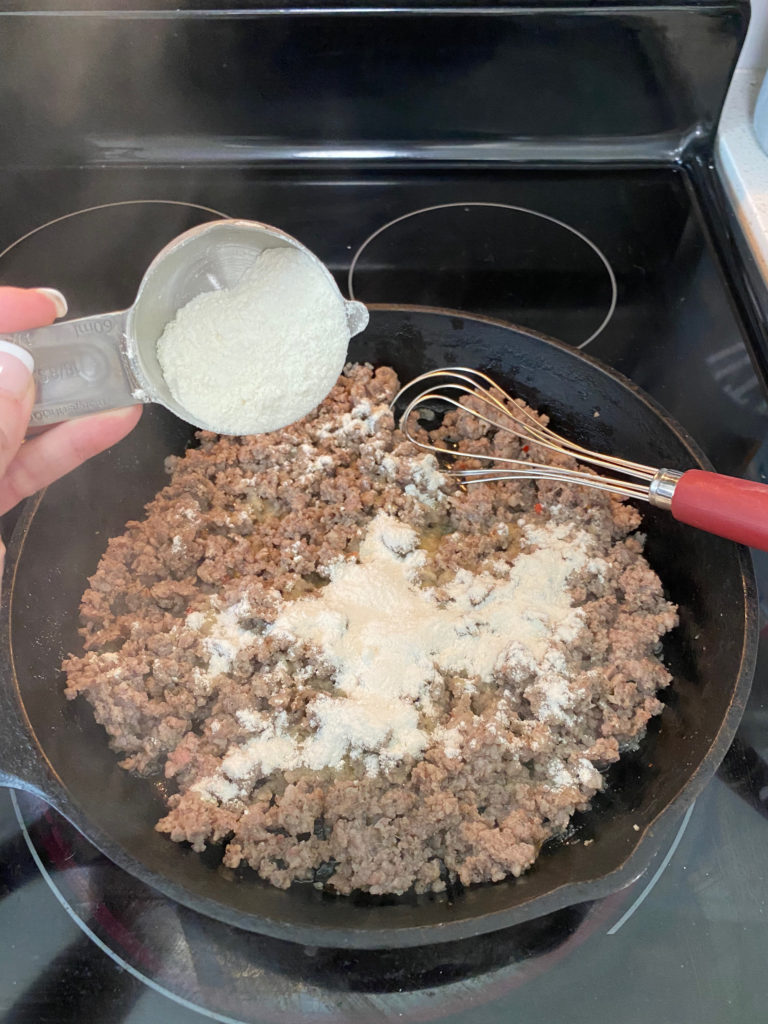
[0,287,142,516]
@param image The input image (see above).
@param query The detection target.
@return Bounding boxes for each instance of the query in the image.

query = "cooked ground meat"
[63,364,677,895]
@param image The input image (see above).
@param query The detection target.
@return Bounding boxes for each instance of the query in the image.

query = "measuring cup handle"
[2,311,143,428]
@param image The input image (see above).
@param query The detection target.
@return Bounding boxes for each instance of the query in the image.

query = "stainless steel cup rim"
[5,218,370,434]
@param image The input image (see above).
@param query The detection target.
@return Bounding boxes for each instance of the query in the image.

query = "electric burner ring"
[0,199,230,261]
[348,202,618,349]
[11,786,696,1024]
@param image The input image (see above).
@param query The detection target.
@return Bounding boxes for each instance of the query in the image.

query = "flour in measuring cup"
[156,246,351,435]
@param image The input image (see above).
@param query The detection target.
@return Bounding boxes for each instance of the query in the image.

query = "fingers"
[0,347,35,480]
[0,287,68,484]
[0,405,142,515]
[0,289,142,517]
[0,287,67,333]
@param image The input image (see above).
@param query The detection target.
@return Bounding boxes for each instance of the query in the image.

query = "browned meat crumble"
[63,364,677,895]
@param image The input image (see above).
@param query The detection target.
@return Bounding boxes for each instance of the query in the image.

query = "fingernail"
[0,340,34,397]
[34,288,68,318]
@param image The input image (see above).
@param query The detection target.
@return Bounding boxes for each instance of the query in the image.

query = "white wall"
[738,1,768,69]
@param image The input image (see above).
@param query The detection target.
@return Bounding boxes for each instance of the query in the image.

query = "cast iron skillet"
[0,307,757,950]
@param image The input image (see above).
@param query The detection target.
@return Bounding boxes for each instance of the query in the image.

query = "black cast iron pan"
[0,306,757,949]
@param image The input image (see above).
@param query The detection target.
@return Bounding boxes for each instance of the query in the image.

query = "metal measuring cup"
[2,219,370,434]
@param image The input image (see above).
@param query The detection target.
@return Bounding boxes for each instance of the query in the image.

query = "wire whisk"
[393,366,768,552]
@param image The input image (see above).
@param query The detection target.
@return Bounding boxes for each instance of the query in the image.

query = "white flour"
[271,512,598,708]
[190,512,606,800]
[156,247,351,435]
[186,597,254,678]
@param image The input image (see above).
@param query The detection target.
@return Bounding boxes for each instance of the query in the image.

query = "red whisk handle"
[656,468,768,551]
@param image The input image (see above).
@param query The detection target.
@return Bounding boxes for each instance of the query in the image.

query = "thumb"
[0,342,35,479]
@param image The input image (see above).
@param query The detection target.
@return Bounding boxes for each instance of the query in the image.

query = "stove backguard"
[0,1,748,169]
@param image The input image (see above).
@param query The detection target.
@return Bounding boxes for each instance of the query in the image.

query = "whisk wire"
[393,366,658,501]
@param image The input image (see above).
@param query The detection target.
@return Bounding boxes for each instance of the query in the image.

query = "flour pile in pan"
[63,364,677,895]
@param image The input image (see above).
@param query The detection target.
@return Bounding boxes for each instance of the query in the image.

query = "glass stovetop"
[0,161,766,1023]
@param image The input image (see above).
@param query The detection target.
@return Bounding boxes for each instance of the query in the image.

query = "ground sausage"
[63,364,677,895]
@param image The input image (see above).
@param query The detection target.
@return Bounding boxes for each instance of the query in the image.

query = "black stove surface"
[0,160,766,1022]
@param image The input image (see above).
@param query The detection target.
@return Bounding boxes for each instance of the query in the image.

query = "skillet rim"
[0,303,758,949]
